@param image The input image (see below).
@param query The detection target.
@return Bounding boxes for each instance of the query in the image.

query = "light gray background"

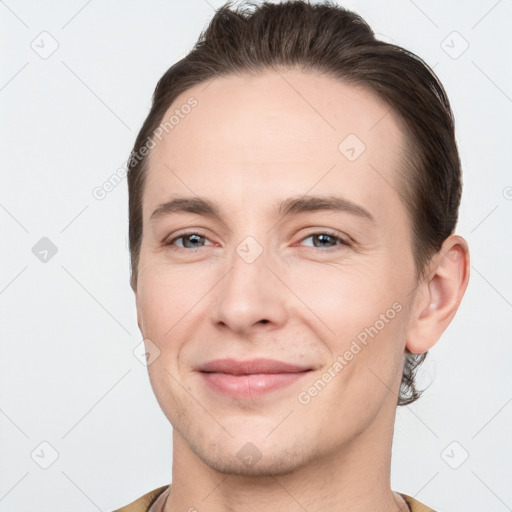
[1,1,511,511]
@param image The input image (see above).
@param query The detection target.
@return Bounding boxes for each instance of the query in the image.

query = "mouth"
[196,358,313,399]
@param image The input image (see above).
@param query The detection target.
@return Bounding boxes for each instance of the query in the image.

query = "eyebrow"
[149,194,375,224]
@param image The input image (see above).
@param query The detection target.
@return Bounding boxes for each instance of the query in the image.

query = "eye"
[164,230,350,253]
[165,231,214,251]
[298,231,350,252]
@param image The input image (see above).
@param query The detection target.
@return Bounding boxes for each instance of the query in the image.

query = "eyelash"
[164,230,350,253]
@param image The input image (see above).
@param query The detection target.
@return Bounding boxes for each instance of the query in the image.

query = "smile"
[200,371,312,398]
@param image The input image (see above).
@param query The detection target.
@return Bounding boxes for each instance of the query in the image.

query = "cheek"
[291,261,407,383]
[136,255,210,333]
[288,260,393,334]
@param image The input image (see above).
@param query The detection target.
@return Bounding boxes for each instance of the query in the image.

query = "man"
[115,1,469,511]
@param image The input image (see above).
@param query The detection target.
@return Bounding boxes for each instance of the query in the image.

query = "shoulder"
[113,487,436,512]
[112,485,169,512]
[401,493,438,512]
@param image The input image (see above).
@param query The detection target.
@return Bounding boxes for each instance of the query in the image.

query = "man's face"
[135,69,419,475]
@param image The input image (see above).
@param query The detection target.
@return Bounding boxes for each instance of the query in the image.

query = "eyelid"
[298,227,350,241]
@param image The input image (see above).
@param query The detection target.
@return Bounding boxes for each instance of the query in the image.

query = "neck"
[164,402,405,512]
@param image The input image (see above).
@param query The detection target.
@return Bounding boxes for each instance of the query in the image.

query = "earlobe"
[406,235,470,355]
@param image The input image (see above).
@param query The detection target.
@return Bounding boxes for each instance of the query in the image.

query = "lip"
[197,358,311,375]
[196,358,313,399]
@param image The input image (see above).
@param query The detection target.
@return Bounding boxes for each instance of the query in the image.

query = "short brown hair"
[127,0,462,405]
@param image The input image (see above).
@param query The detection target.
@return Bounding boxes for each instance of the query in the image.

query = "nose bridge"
[213,234,287,333]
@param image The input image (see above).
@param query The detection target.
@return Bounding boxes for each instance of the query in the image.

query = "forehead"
[143,69,407,224]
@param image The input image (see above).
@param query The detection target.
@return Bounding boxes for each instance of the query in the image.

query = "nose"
[212,239,288,335]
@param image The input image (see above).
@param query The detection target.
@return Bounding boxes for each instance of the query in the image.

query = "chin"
[177,419,325,477]
[195,441,314,477]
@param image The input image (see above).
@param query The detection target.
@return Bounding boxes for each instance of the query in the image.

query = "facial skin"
[133,69,469,512]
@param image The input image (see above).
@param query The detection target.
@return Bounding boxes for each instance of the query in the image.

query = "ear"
[406,234,470,354]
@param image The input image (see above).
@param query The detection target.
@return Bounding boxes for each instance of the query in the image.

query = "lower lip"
[199,371,311,398]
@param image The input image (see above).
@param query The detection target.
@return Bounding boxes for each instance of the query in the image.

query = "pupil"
[316,234,333,247]
[186,234,202,248]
